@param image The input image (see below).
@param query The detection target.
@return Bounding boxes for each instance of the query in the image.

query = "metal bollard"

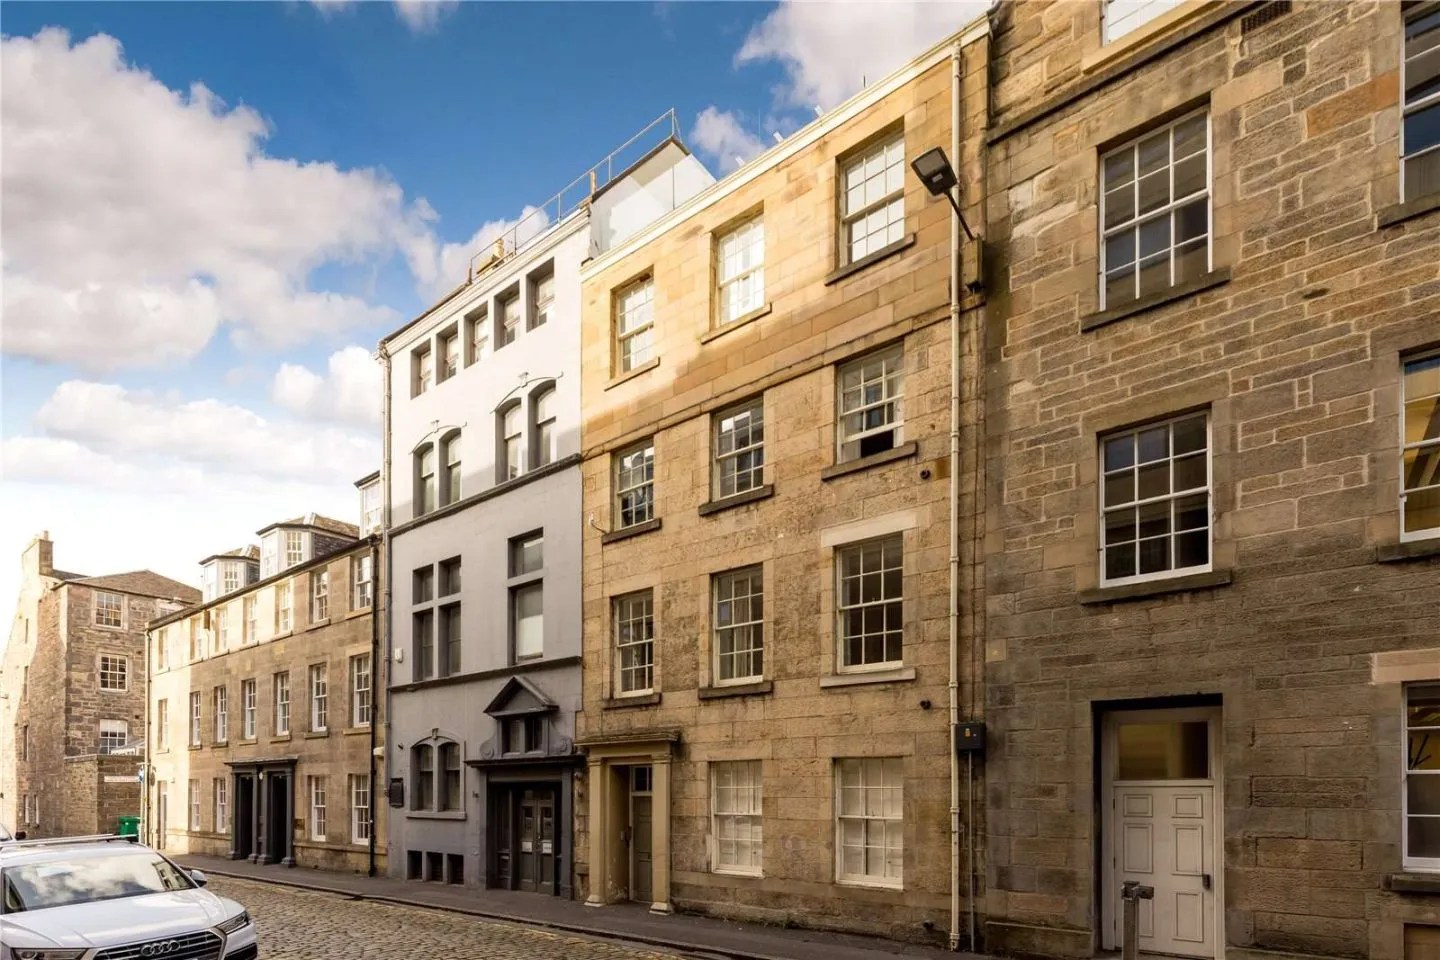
[1120,880,1155,960]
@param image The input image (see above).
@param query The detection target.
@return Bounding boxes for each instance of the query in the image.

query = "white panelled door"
[1115,785,1215,957]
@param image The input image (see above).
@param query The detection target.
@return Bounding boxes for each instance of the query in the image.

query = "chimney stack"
[23,531,54,578]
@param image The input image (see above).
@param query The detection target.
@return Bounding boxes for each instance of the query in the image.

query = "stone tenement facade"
[0,533,197,837]
[980,3,1440,960]
[572,24,989,943]
[148,517,385,875]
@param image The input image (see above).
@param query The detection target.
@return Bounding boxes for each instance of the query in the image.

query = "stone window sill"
[408,810,466,821]
[824,235,917,286]
[700,304,772,344]
[820,442,918,481]
[602,518,662,545]
[1080,268,1231,333]
[1378,539,1440,564]
[269,734,292,744]
[698,485,774,517]
[303,731,329,740]
[305,618,331,632]
[605,357,661,391]
[604,692,661,710]
[188,744,203,752]
[1078,569,1233,605]
[1377,191,1440,230]
[1385,872,1440,894]
[820,666,917,689]
[698,680,773,700]
[344,726,371,736]
[236,738,258,746]
[345,608,371,621]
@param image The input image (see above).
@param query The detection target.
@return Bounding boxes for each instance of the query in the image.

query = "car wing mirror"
[189,869,208,887]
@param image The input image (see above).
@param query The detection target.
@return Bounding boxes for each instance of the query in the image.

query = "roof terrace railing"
[467,108,682,283]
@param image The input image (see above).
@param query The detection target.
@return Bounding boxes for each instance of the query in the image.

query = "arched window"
[411,744,434,810]
[439,742,462,811]
[497,401,523,483]
[440,430,461,507]
[530,383,557,469]
[415,443,436,516]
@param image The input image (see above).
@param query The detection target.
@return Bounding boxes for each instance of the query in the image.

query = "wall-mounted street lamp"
[910,147,975,242]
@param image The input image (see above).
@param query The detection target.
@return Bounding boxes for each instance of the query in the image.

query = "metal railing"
[467,108,681,282]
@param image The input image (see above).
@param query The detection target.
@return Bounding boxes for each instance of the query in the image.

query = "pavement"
[180,854,980,960]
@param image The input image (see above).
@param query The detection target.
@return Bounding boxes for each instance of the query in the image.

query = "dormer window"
[359,480,381,536]
[260,533,279,579]
[222,563,240,595]
[284,530,306,569]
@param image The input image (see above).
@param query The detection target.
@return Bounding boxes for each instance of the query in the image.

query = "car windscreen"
[2,852,194,912]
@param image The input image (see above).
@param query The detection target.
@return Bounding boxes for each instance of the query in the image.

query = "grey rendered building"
[379,117,712,896]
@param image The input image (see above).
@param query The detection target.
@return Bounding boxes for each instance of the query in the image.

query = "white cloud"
[690,107,766,173]
[736,1,990,110]
[271,346,382,427]
[0,29,426,372]
[392,0,459,32]
[29,380,378,486]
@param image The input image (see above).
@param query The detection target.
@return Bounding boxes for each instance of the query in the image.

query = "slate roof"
[255,514,359,539]
[69,570,201,603]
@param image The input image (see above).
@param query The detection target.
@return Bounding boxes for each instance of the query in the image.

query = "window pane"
[1409,816,1440,859]
[1116,721,1209,780]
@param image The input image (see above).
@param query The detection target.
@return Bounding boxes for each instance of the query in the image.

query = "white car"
[0,835,256,960]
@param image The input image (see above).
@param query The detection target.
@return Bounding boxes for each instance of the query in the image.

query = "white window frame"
[360,481,382,536]
[99,654,129,692]
[276,581,293,634]
[713,567,764,685]
[260,533,279,579]
[614,441,656,529]
[1406,683,1440,870]
[835,535,905,673]
[1403,2,1440,203]
[443,432,462,505]
[351,654,372,727]
[417,444,437,515]
[839,134,905,264]
[836,345,904,463]
[614,590,655,696]
[1401,351,1440,542]
[214,778,229,835]
[467,307,489,365]
[500,403,524,482]
[440,329,459,381]
[533,385,557,469]
[414,343,433,395]
[1099,412,1213,587]
[274,671,290,736]
[1101,0,1186,44]
[510,532,544,663]
[189,691,202,747]
[498,292,521,347]
[350,775,372,843]
[221,563,240,595]
[214,686,228,743]
[241,679,257,740]
[353,555,374,609]
[615,276,655,373]
[714,398,765,499]
[715,215,765,326]
[285,530,306,568]
[243,596,256,644]
[312,569,329,623]
[156,699,169,750]
[531,272,555,330]
[99,719,128,755]
[215,607,229,651]
[1098,109,1212,311]
[94,591,124,628]
[835,757,904,888]
[711,760,763,876]
[188,780,202,832]
[310,663,328,733]
[310,776,327,841]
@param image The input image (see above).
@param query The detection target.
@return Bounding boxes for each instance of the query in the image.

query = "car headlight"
[217,910,251,934]
[11,949,87,960]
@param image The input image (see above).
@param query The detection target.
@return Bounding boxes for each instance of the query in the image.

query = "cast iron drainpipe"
[367,535,379,877]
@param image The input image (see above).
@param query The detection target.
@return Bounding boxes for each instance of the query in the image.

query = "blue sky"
[0,0,984,623]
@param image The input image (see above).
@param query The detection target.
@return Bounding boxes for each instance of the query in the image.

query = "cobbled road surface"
[210,877,683,960]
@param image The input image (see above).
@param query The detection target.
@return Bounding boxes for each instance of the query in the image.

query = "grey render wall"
[385,447,583,880]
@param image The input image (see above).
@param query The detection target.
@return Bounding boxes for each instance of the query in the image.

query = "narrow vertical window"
[414,611,435,680]
[441,431,462,506]
[509,534,544,661]
[1402,353,1440,540]
[714,567,764,684]
[836,535,904,671]
[1100,412,1211,584]
[276,581,293,634]
[311,569,329,622]
[440,742,462,811]
[189,691,202,746]
[532,384,557,468]
[310,776,328,841]
[715,216,765,325]
[416,444,437,515]
[350,775,372,842]
[215,608,229,651]
[1099,110,1210,310]
[310,664,328,732]
[188,780,202,832]
[614,441,656,528]
[156,700,169,750]
[242,596,256,644]
[836,758,903,886]
[1407,684,1440,869]
[353,554,374,609]
[440,602,462,677]
[350,654,372,727]
[241,680,256,739]
[840,135,905,264]
[466,306,489,365]
[413,343,433,396]
[497,292,521,348]
[214,686,228,743]
[530,270,554,329]
[614,590,655,695]
[614,276,655,373]
[712,760,763,875]
[714,398,765,498]
[440,328,459,381]
[837,345,904,462]
[499,402,524,482]
[1403,3,1440,202]
[274,672,290,735]
[413,745,435,810]
[214,778,229,835]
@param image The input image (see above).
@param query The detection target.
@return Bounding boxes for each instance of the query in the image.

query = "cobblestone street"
[211,877,684,960]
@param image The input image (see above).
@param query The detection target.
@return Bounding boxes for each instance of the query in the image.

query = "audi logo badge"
[139,941,181,957]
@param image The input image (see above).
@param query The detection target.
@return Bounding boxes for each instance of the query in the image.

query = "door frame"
[1099,705,1224,958]
[629,765,654,903]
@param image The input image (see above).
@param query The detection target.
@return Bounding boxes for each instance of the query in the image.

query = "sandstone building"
[0,533,197,837]
[979,2,1440,959]
[379,114,712,896]
[146,511,384,875]
[572,23,989,943]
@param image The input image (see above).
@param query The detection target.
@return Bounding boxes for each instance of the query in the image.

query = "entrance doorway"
[263,772,292,865]
[1101,707,1219,959]
[629,765,653,904]
[492,783,563,895]
[517,789,556,894]
[232,774,254,860]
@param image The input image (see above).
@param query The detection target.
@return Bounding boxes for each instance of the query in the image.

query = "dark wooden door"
[515,789,556,894]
